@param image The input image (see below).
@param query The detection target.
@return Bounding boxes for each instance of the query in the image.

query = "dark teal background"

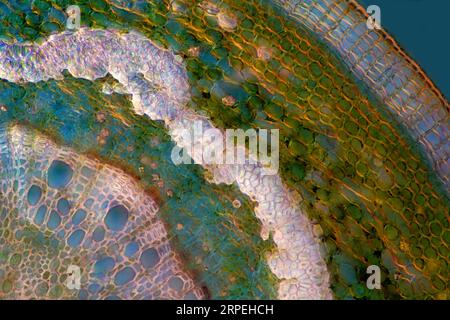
[358,0,449,100]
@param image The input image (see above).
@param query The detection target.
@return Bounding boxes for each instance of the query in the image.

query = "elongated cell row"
[0,124,203,299]
[0,28,332,299]
[273,0,449,191]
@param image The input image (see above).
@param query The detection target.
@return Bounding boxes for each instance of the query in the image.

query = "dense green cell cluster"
[0,0,448,299]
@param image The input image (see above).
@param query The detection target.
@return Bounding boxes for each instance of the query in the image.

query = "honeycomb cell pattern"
[275,0,449,192]
[0,0,448,300]
[0,124,204,300]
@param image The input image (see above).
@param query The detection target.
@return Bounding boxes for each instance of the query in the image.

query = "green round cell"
[23,27,38,39]
[441,217,449,229]
[430,236,441,247]
[356,162,368,176]
[9,253,21,267]
[248,96,263,110]
[90,0,109,12]
[414,258,425,270]
[43,271,50,280]
[307,79,317,89]
[429,198,440,211]
[384,225,399,241]
[32,0,51,12]
[415,171,426,183]
[397,279,413,296]
[298,128,314,145]
[438,244,448,258]
[317,189,329,201]
[350,138,363,151]
[35,282,49,296]
[351,283,366,298]
[401,189,413,200]
[424,247,437,259]
[347,205,362,220]
[346,151,358,164]
[149,13,166,26]
[288,139,307,157]
[280,39,292,51]
[318,75,332,89]
[291,163,306,181]
[264,103,284,119]
[41,22,60,34]
[2,280,12,293]
[50,285,63,298]
[415,194,426,206]
[240,19,254,29]
[241,30,254,41]
[309,62,322,78]
[432,277,445,291]
[429,221,442,236]
[206,67,222,81]
[306,109,319,121]
[389,198,403,211]
[344,120,358,135]
[332,166,345,179]
[374,143,387,156]
[419,237,430,248]
[25,12,41,26]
